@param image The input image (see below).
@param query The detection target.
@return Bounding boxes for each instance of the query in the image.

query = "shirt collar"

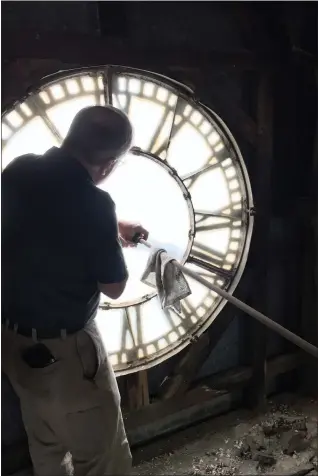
[46,147,94,184]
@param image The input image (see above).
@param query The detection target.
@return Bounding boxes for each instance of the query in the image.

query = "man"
[2,105,149,475]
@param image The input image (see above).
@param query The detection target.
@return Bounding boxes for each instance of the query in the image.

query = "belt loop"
[61,329,67,340]
[13,323,18,334]
[32,328,38,343]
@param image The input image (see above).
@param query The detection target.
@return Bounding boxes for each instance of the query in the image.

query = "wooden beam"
[233,4,291,55]
[233,4,274,52]
[312,81,318,398]
[202,352,300,392]
[313,65,318,396]
[2,30,264,72]
[206,90,258,146]
[195,70,259,147]
[281,3,314,52]
[125,352,300,447]
[243,73,274,410]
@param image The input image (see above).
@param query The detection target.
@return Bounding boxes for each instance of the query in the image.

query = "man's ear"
[100,162,112,177]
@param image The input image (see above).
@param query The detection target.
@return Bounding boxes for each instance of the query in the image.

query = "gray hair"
[63,105,133,165]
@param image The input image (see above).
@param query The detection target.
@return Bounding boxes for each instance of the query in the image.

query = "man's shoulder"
[95,186,114,204]
[88,186,116,216]
[7,153,41,166]
[3,147,63,175]
[2,153,41,178]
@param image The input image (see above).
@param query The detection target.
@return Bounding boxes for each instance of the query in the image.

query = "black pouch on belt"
[21,343,57,369]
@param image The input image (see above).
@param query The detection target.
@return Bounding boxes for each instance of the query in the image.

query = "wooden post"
[313,65,318,396]
[301,64,318,397]
[313,67,318,395]
[126,370,150,411]
[243,72,273,410]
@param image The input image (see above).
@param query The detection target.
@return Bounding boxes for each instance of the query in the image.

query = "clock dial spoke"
[149,109,175,157]
[196,221,232,233]
[154,116,188,160]
[187,255,233,281]
[101,67,112,105]
[120,308,138,363]
[181,159,219,189]
[195,209,242,226]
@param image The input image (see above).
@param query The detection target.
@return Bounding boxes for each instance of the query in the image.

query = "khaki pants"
[1,321,132,476]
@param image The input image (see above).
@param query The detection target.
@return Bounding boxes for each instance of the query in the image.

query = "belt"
[2,319,79,340]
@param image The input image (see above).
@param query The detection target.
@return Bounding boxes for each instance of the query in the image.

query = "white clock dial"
[2,67,253,375]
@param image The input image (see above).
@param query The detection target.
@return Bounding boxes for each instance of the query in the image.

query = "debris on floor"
[8,395,317,476]
[132,395,317,476]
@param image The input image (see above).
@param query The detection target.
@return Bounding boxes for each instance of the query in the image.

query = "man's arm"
[99,221,149,296]
[98,280,127,300]
[87,193,129,300]
[118,220,149,247]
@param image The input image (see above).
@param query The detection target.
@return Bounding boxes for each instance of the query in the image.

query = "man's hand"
[118,221,149,248]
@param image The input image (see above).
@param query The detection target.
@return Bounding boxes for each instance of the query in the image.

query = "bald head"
[63,105,133,165]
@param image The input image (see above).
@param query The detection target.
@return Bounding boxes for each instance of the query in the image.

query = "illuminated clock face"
[1,67,253,375]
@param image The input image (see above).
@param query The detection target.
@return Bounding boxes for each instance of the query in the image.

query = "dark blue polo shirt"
[2,147,128,334]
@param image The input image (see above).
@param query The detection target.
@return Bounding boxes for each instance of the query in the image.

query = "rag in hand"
[141,248,191,311]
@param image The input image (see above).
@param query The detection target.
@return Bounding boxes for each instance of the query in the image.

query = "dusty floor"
[11,394,317,476]
[132,394,317,476]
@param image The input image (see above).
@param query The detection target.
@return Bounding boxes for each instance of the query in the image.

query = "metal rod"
[139,239,318,359]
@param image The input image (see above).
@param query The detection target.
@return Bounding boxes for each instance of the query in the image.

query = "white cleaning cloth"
[141,248,191,311]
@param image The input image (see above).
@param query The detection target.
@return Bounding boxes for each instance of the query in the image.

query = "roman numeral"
[119,308,141,363]
[163,309,184,337]
[195,209,241,222]
[121,308,136,348]
[180,296,199,320]
[169,306,188,322]
[149,109,173,155]
[155,116,187,158]
[28,96,63,144]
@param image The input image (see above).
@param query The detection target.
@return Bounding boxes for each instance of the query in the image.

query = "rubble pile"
[133,399,317,476]
[189,409,317,475]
